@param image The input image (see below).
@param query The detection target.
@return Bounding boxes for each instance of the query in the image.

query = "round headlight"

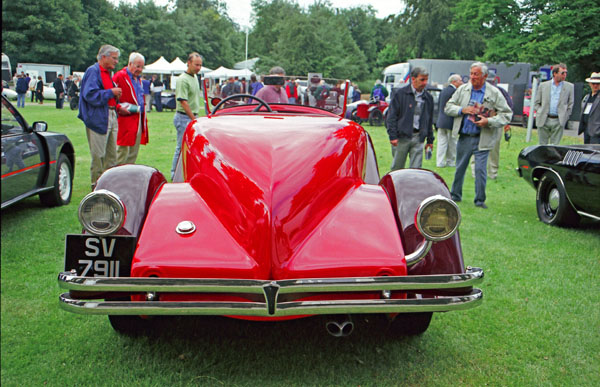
[78,190,125,236]
[415,195,461,241]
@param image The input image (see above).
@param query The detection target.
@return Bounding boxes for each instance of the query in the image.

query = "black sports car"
[517,144,600,227]
[1,95,75,208]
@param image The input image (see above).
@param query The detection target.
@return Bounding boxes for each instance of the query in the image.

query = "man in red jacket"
[112,52,149,165]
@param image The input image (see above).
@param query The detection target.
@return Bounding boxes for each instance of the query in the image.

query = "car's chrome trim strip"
[59,267,483,293]
[577,210,600,221]
[59,289,483,316]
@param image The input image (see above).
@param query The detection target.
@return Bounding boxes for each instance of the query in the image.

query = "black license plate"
[64,234,136,277]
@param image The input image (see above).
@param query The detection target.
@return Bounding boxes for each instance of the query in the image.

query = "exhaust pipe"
[325,315,354,337]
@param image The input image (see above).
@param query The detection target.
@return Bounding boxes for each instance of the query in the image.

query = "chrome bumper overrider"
[58,267,484,316]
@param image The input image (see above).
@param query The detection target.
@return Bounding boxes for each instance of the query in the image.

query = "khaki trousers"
[117,124,142,165]
[538,117,563,145]
[86,110,118,185]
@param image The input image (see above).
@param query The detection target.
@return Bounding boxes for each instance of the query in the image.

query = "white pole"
[245,29,249,67]
[526,76,539,142]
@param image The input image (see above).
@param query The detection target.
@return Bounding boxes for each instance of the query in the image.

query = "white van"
[382,62,410,98]
[2,53,12,85]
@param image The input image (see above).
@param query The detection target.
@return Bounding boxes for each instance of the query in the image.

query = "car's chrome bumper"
[58,267,484,317]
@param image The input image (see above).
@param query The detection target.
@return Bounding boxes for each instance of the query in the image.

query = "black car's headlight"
[415,195,461,241]
[78,190,125,236]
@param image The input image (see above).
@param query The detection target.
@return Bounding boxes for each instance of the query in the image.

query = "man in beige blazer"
[534,64,574,144]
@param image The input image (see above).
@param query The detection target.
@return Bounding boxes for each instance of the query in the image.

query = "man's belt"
[108,106,116,110]
[177,111,198,116]
[460,132,480,137]
[548,114,559,118]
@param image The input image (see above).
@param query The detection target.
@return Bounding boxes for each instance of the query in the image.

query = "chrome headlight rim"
[78,189,125,236]
[415,195,461,242]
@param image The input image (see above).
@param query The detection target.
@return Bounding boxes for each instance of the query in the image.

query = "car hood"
[132,114,406,279]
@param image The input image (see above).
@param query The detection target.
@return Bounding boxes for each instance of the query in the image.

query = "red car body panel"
[132,113,407,284]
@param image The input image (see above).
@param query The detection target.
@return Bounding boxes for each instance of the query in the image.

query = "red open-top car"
[58,75,483,337]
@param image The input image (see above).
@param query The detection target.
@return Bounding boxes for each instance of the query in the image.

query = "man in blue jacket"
[386,67,434,170]
[78,44,124,189]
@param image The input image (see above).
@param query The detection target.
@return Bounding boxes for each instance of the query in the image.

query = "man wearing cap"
[578,72,600,144]
[534,63,574,145]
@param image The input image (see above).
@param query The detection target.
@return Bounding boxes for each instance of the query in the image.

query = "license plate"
[64,234,136,277]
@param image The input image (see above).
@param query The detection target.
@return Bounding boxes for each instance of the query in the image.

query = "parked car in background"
[58,76,483,337]
[2,87,17,100]
[1,95,74,208]
[517,144,600,227]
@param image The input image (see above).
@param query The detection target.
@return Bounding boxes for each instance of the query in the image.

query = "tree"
[451,0,600,81]
[2,0,89,70]
[395,0,484,61]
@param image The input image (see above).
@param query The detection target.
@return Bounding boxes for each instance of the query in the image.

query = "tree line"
[2,0,598,82]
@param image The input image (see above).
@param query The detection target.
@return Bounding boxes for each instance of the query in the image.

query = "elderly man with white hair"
[435,73,463,167]
[444,62,512,209]
[112,52,149,165]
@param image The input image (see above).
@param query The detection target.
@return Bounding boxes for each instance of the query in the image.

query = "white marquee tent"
[204,66,254,80]
[144,56,213,75]
[143,56,172,74]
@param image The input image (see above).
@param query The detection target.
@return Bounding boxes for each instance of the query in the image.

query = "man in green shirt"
[171,52,203,181]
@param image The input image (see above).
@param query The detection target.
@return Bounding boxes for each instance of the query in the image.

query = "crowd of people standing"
[5,48,597,202]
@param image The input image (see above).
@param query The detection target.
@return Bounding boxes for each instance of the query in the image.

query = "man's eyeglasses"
[560,71,568,75]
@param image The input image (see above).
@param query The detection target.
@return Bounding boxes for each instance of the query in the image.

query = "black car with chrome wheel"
[1,95,75,209]
[517,144,600,227]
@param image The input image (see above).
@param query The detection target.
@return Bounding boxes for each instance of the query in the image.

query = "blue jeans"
[451,135,489,205]
[171,113,192,180]
[17,93,26,107]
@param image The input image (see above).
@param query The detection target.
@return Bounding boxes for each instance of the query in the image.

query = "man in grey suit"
[534,63,574,145]
[436,74,463,167]
[578,72,600,144]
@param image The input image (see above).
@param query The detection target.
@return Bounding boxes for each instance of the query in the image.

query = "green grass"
[2,101,599,386]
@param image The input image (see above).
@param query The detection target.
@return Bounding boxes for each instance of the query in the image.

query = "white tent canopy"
[143,56,172,74]
[205,66,254,79]
[169,57,187,72]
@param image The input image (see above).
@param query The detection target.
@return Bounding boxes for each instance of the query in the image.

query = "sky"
[111,0,404,29]
[222,0,404,29]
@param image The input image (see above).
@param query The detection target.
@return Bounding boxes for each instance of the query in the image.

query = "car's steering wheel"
[212,94,272,114]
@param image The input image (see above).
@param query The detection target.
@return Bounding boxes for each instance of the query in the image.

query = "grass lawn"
[1,101,599,386]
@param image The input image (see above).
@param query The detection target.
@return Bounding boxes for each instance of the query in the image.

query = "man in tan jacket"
[444,62,512,209]
[534,64,574,145]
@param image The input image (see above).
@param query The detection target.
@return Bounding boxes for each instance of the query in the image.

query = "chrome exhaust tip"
[325,315,354,337]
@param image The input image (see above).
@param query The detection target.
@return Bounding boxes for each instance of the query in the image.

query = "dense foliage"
[2,0,598,81]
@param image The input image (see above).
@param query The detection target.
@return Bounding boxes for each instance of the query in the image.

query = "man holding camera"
[444,62,512,209]
[255,66,289,103]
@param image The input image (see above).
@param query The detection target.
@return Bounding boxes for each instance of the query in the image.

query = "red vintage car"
[58,76,483,337]
[350,98,388,126]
